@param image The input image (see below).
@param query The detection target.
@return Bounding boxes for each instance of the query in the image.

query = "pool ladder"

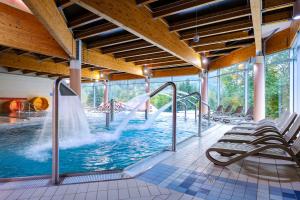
[147,82,177,152]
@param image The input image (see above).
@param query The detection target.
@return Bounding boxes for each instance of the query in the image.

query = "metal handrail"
[201,101,211,125]
[149,82,177,151]
[110,99,115,122]
[178,92,202,136]
[177,101,187,120]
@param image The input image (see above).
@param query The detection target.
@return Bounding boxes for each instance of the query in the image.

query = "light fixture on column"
[65,79,70,84]
[293,0,300,20]
[100,72,104,79]
[202,57,208,65]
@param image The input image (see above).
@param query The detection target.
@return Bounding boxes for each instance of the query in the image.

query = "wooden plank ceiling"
[0,0,294,79]
[57,0,292,77]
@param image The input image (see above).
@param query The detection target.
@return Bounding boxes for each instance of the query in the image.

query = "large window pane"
[208,77,218,110]
[220,70,245,109]
[265,50,290,118]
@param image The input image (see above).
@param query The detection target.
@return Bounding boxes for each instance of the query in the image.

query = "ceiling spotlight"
[293,0,300,20]
[100,72,104,78]
[202,57,208,64]
[65,79,70,84]
[193,35,200,43]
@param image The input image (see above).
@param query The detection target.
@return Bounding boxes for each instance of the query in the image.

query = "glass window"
[219,70,245,109]
[265,50,291,118]
[81,83,104,108]
[208,77,218,110]
[246,63,254,110]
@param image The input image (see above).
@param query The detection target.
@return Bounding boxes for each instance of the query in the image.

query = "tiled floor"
[1,124,300,200]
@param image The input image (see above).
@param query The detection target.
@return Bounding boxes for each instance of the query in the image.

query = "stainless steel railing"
[178,92,202,136]
[149,82,177,151]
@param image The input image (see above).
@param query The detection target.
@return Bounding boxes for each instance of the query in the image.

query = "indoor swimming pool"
[0,112,212,178]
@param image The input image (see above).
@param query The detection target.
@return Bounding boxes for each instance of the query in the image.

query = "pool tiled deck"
[1,124,300,200]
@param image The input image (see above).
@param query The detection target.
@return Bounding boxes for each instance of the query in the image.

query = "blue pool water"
[0,112,211,178]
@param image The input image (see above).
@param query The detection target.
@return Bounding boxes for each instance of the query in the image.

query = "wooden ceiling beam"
[250,0,263,54]
[68,12,103,29]
[82,47,144,76]
[101,40,153,54]
[72,0,202,69]
[33,53,53,61]
[151,0,220,19]
[170,7,251,32]
[74,22,118,39]
[36,72,50,76]
[57,0,73,9]
[194,43,252,53]
[113,46,164,58]
[134,57,180,65]
[0,51,98,79]
[136,0,158,6]
[0,46,11,53]
[6,67,21,73]
[206,52,229,58]
[180,20,253,40]
[125,52,173,62]
[189,31,253,47]
[263,9,292,24]
[149,62,189,69]
[262,0,293,13]
[13,49,28,56]
[209,44,256,71]
[87,33,139,49]
[0,3,68,59]
[52,57,69,64]
[23,0,76,58]
[152,66,199,78]
[22,69,36,74]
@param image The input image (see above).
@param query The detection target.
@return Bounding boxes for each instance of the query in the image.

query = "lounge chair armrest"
[255,126,279,132]
[253,128,282,136]
[251,135,288,146]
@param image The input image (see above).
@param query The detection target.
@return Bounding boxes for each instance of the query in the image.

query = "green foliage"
[220,72,244,109]
[150,94,171,110]
[265,51,290,118]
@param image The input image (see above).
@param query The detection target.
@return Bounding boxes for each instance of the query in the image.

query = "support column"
[253,56,265,121]
[103,80,109,104]
[145,77,150,120]
[201,71,208,114]
[70,40,82,96]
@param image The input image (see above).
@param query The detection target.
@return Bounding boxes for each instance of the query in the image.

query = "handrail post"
[150,82,176,151]
[52,77,63,185]
[198,96,202,137]
[110,99,114,121]
[195,105,197,121]
[105,112,110,128]
[184,103,187,121]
